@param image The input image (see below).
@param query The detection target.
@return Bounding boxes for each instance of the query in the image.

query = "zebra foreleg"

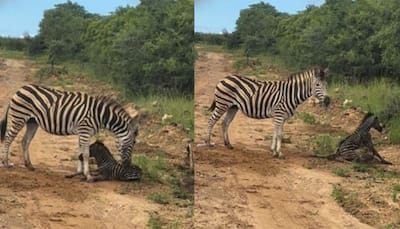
[271,120,285,158]
[21,120,38,170]
[368,143,392,165]
[222,106,238,149]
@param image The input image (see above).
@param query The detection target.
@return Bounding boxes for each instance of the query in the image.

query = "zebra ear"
[323,67,329,76]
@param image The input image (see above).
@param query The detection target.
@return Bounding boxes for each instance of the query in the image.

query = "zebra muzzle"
[322,96,331,107]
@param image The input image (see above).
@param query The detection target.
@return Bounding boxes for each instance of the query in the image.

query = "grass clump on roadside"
[131,95,194,139]
[298,112,317,125]
[148,192,170,205]
[133,155,170,182]
[392,184,400,202]
[330,78,400,143]
[312,135,341,157]
[332,184,364,215]
[334,167,351,177]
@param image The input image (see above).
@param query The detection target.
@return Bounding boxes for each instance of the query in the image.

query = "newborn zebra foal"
[324,113,391,164]
[67,141,142,181]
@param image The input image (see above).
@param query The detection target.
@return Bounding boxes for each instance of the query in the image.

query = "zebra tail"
[208,99,216,112]
[0,105,9,142]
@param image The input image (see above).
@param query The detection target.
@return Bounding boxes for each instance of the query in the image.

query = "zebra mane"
[360,112,375,124]
[96,96,131,120]
[288,67,325,81]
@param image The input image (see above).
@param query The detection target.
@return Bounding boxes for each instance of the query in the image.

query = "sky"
[195,0,325,33]
[0,0,139,37]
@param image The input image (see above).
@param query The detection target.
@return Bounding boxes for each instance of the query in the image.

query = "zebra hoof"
[0,161,15,168]
[25,164,35,171]
[225,143,233,149]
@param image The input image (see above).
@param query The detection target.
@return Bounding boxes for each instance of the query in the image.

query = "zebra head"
[121,164,142,181]
[312,67,330,107]
[117,120,139,166]
[363,113,383,133]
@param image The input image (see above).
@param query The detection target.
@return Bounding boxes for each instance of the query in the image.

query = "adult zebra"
[0,84,138,182]
[206,67,330,158]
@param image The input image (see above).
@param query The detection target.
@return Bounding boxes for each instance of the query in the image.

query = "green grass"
[332,185,364,215]
[352,162,370,173]
[334,167,351,177]
[131,95,194,139]
[330,78,400,113]
[133,155,170,182]
[330,78,400,143]
[147,213,163,229]
[148,192,170,205]
[392,184,400,202]
[312,135,341,156]
[299,112,317,125]
[389,119,400,144]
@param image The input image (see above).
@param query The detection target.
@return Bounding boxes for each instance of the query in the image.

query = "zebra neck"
[290,75,313,105]
[355,117,374,133]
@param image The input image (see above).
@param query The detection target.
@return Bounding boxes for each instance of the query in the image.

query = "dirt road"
[0,58,191,228]
[194,51,375,229]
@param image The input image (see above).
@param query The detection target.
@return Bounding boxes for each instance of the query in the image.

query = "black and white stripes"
[0,84,138,181]
[332,113,391,164]
[206,67,330,158]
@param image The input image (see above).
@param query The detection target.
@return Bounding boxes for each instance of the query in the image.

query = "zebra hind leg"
[21,119,39,170]
[222,106,238,149]
[206,103,228,147]
[1,119,26,167]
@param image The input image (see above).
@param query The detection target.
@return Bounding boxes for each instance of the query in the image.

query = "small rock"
[334,88,340,93]
[161,114,173,122]
[152,101,158,107]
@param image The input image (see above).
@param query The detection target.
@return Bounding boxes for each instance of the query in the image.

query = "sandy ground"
[193,51,378,229]
[0,58,191,228]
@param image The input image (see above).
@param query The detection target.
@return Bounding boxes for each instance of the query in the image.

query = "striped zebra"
[206,67,330,158]
[0,84,138,182]
[67,141,142,181]
[329,113,391,164]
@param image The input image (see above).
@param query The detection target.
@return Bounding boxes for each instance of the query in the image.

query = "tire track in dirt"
[194,50,373,228]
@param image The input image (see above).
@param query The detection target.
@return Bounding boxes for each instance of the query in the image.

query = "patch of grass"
[0,49,29,59]
[370,168,400,180]
[131,95,194,139]
[389,118,400,144]
[168,172,193,200]
[384,223,400,229]
[332,185,364,215]
[392,184,400,202]
[352,162,371,173]
[334,167,351,177]
[133,155,170,182]
[330,78,400,144]
[312,135,340,157]
[299,112,317,125]
[148,192,170,205]
[147,213,163,229]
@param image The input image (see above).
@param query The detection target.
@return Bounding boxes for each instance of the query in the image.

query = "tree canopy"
[1,0,194,96]
[197,0,400,81]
